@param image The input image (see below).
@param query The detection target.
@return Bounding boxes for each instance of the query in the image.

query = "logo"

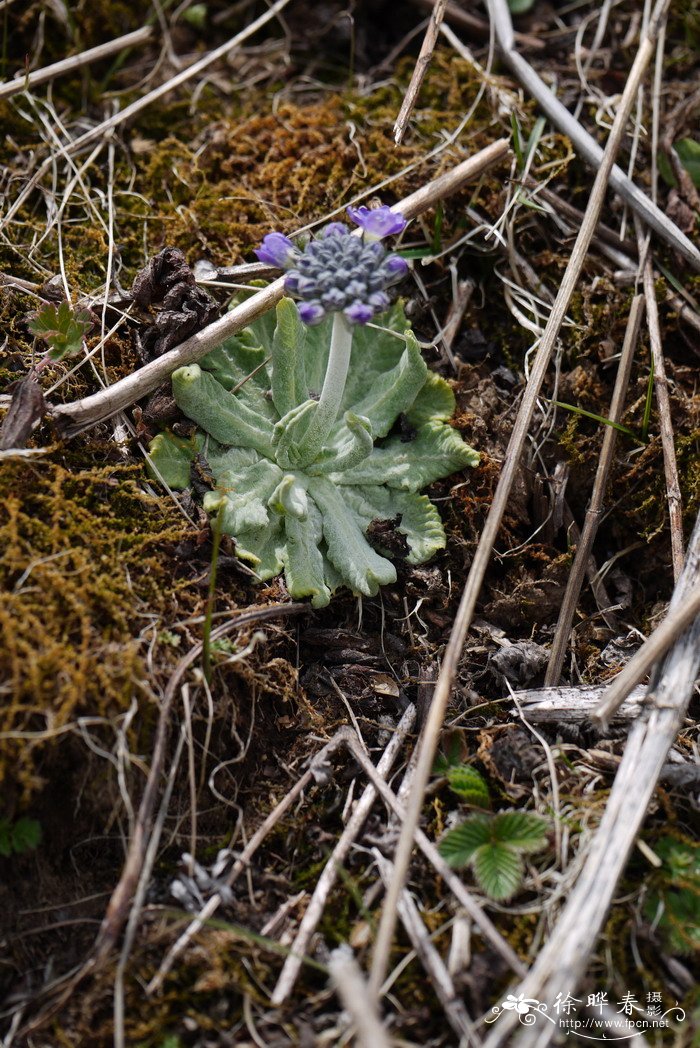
[485,990,686,1040]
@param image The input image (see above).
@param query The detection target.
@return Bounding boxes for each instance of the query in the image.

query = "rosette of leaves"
[149,297,479,607]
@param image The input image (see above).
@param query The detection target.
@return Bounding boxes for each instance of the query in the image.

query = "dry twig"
[0,26,153,101]
[545,295,645,685]
[394,0,449,145]
[485,0,700,272]
[368,0,671,999]
[483,509,700,1048]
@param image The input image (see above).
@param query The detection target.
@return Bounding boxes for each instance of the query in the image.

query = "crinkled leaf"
[473,843,524,901]
[269,474,309,519]
[199,338,274,419]
[282,497,331,608]
[309,412,373,475]
[446,765,491,806]
[405,371,456,425]
[307,476,396,597]
[335,420,479,491]
[492,812,549,853]
[205,458,282,532]
[28,301,92,360]
[270,298,309,416]
[172,364,275,456]
[439,815,492,867]
[343,486,445,564]
[340,329,427,438]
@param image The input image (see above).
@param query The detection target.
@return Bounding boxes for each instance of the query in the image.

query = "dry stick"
[486,0,700,273]
[368,0,671,1000]
[545,295,645,686]
[50,139,510,435]
[146,726,354,995]
[92,603,307,964]
[343,733,526,979]
[0,26,153,101]
[510,683,647,725]
[271,705,418,1006]
[483,512,700,1048]
[637,228,685,581]
[394,0,449,145]
[328,947,393,1048]
[0,0,292,233]
[374,851,478,1046]
[593,584,700,727]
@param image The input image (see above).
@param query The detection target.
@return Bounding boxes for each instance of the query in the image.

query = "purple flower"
[344,301,374,325]
[346,205,407,241]
[298,302,326,325]
[254,232,299,269]
[382,255,409,281]
[320,222,350,238]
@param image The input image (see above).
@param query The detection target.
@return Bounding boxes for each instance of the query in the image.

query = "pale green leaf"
[172,364,275,456]
[147,432,197,489]
[473,843,524,901]
[334,421,479,491]
[405,371,456,425]
[271,298,309,416]
[341,329,427,438]
[11,817,42,853]
[308,412,373,475]
[307,476,396,597]
[283,498,331,608]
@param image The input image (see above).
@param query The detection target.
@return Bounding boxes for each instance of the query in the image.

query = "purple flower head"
[320,222,350,238]
[272,210,410,327]
[344,301,374,325]
[254,232,299,269]
[298,302,326,325]
[346,205,407,241]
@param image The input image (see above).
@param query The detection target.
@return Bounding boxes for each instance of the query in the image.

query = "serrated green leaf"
[307,475,396,597]
[334,420,479,492]
[492,812,548,852]
[28,302,92,361]
[473,843,524,901]
[446,765,490,806]
[11,817,42,853]
[439,815,492,867]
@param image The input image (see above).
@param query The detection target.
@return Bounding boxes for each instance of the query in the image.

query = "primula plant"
[149,205,479,607]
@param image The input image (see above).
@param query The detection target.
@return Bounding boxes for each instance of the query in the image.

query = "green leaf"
[492,812,548,853]
[147,432,198,489]
[11,817,42,853]
[283,499,331,608]
[446,765,490,806]
[508,0,535,13]
[270,298,309,417]
[307,476,397,597]
[473,843,524,901]
[206,457,282,533]
[308,412,373,475]
[341,486,445,565]
[405,372,456,425]
[335,420,479,492]
[341,329,427,438]
[439,815,492,867]
[28,301,92,361]
[658,139,700,190]
[172,364,275,456]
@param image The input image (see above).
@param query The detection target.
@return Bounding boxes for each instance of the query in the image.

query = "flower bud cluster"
[255,205,409,326]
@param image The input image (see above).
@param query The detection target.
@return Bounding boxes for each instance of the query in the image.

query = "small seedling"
[439,811,548,902]
[0,816,42,857]
[28,301,92,362]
